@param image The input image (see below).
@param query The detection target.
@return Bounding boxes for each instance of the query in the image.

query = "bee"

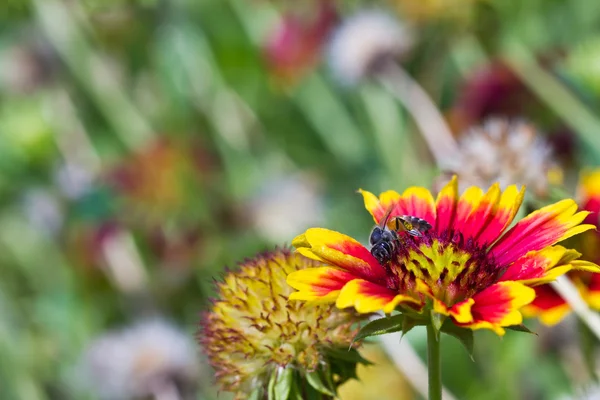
[369,209,432,265]
[391,215,432,238]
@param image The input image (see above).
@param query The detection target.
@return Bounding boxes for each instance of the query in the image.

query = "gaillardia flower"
[287,177,599,335]
[523,169,600,325]
[200,249,366,400]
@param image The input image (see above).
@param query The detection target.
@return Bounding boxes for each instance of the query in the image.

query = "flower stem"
[427,325,442,400]
[377,62,459,170]
[578,318,598,382]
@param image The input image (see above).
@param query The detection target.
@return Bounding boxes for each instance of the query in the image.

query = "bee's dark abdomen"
[371,241,395,264]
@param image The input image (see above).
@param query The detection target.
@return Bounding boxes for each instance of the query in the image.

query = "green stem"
[427,325,442,400]
[578,318,598,382]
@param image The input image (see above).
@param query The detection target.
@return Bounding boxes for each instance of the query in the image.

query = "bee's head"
[369,226,384,245]
[369,226,396,245]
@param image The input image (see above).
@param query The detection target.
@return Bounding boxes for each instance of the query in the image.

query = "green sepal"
[306,370,335,397]
[289,373,304,400]
[351,314,405,345]
[249,387,263,400]
[268,368,277,400]
[273,366,294,400]
[430,311,446,339]
[440,320,474,360]
[506,324,537,335]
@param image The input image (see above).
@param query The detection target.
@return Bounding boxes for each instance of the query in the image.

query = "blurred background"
[3,0,600,399]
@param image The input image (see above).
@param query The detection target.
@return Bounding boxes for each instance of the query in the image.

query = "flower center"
[388,229,503,306]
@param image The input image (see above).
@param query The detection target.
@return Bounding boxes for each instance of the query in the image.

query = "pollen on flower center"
[389,229,503,306]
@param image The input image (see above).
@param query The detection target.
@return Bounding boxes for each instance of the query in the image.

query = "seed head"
[439,118,561,197]
[200,248,363,399]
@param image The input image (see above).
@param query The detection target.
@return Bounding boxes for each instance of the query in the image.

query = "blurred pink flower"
[264,0,337,84]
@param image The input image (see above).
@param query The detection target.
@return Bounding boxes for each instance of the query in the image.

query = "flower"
[326,9,412,86]
[287,176,599,335]
[523,170,600,325]
[80,319,200,400]
[264,0,337,84]
[438,119,562,198]
[107,137,213,225]
[448,61,533,133]
[200,248,365,399]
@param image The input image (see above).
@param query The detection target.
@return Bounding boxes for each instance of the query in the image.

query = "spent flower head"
[287,177,599,336]
[200,248,366,400]
[439,119,561,198]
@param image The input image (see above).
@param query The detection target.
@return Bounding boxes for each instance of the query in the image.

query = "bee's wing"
[419,220,433,232]
[407,229,423,237]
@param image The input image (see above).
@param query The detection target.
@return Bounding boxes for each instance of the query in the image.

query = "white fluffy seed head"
[438,118,561,197]
[327,10,413,86]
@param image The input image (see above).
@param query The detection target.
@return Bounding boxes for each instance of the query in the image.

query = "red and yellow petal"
[499,246,585,286]
[335,279,422,314]
[451,282,535,336]
[578,169,600,215]
[453,186,484,232]
[292,228,387,282]
[490,199,596,267]
[460,183,501,243]
[287,267,358,303]
[582,273,600,309]
[359,187,436,226]
[478,184,526,247]
[521,284,570,326]
[435,175,458,233]
[359,189,401,224]
[398,187,436,225]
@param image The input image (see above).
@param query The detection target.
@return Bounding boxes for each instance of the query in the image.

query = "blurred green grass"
[1,0,600,399]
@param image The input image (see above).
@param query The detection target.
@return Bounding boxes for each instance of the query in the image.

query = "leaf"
[402,316,426,336]
[289,375,304,400]
[351,314,405,345]
[274,366,294,400]
[267,369,277,400]
[248,387,263,400]
[506,324,538,335]
[441,320,474,360]
[325,347,372,365]
[306,370,335,396]
[330,358,359,383]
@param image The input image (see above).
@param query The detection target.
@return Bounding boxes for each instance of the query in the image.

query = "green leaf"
[274,366,294,400]
[325,347,372,365]
[402,315,426,336]
[351,314,405,344]
[306,370,335,396]
[441,320,474,360]
[506,324,538,335]
[268,368,277,400]
[289,374,304,400]
[248,387,263,400]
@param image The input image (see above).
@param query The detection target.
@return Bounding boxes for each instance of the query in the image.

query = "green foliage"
[0,0,600,399]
